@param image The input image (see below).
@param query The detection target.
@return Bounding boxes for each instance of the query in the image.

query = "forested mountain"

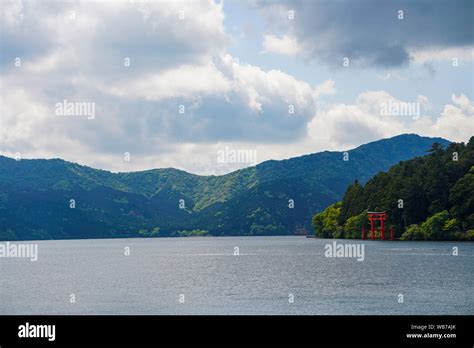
[312,137,474,240]
[0,134,449,241]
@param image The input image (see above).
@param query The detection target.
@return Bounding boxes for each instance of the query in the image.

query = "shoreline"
[1,235,473,243]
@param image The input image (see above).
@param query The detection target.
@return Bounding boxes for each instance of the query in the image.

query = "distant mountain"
[0,134,450,240]
[312,137,474,240]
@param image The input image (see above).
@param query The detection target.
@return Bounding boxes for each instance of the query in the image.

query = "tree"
[138,229,149,237]
[150,227,161,237]
[312,202,341,238]
[443,218,459,238]
[449,168,474,230]
[0,228,17,241]
[427,142,444,154]
[334,139,474,241]
[420,211,450,240]
[343,211,367,239]
[338,180,364,225]
[400,224,425,240]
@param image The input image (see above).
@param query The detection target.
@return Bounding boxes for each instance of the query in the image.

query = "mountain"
[0,134,450,241]
[312,137,474,240]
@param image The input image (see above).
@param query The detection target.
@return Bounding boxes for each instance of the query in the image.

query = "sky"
[0,0,473,175]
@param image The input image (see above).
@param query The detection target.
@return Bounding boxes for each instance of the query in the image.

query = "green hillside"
[0,134,450,240]
[312,137,474,240]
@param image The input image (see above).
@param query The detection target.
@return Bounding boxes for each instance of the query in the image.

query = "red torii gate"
[361,211,394,240]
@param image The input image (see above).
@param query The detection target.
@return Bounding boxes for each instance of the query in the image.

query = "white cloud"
[261,34,303,56]
[254,0,474,67]
[219,54,316,114]
[418,94,474,142]
[1,0,472,176]
[104,63,231,101]
[410,47,474,65]
[1,0,228,73]
[307,91,473,150]
[308,91,404,148]
[2,84,472,175]
[313,80,336,99]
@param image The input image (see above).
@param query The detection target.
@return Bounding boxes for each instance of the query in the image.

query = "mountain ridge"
[0,133,447,176]
[0,134,451,240]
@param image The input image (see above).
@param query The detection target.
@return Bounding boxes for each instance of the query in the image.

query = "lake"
[1,236,473,315]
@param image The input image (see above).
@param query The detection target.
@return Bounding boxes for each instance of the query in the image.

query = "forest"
[312,137,474,241]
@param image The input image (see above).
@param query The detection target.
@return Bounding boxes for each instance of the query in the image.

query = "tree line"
[312,137,474,240]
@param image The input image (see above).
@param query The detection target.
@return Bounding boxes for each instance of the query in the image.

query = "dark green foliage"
[449,167,474,231]
[338,180,364,224]
[176,229,209,237]
[315,137,474,240]
[0,134,450,240]
[312,202,342,238]
[343,210,367,239]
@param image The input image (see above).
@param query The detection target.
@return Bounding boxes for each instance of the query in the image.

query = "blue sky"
[0,0,473,174]
[223,0,473,110]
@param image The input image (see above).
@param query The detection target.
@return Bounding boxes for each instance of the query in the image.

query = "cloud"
[261,34,303,56]
[410,47,474,65]
[255,0,474,67]
[104,53,319,144]
[313,80,336,99]
[307,91,474,149]
[0,0,324,172]
[104,63,231,101]
[308,91,406,148]
[1,0,472,175]
[0,0,228,73]
[422,94,474,142]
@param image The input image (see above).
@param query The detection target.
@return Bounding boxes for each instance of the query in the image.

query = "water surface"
[1,236,472,314]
